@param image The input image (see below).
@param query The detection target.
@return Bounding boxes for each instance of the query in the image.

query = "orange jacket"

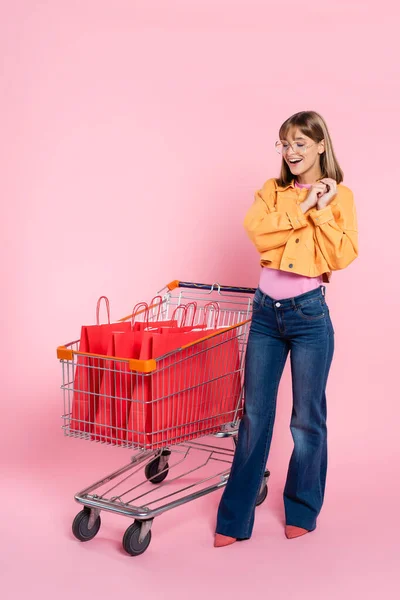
[243,177,358,283]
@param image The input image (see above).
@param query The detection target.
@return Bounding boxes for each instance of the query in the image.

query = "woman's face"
[281,127,325,178]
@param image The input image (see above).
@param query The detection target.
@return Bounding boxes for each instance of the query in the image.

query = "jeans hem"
[215,527,252,540]
[285,522,317,532]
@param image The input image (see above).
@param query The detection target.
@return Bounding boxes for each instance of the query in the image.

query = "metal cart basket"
[57,280,270,555]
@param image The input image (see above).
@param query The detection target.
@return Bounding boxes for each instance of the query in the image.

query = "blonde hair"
[275,111,344,187]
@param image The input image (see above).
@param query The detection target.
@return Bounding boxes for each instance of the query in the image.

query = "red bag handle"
[131,302,149,328]
[202,301,220,328]
[149,295,163,320]
[184,301,198,326]
[171,304,187,327]
[96,296,111,325]
[171,302,198,327]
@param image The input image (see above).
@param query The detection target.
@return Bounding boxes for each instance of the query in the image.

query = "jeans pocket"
[251,290,264,315]
[296,298,325,321]
[252,298,263,314]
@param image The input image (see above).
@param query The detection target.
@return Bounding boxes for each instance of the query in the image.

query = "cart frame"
[58,280,270,555]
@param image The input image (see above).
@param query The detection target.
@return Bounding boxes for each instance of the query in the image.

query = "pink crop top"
[258,180,323,300]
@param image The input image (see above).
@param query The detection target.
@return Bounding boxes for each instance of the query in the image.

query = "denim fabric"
[215,284,335,539]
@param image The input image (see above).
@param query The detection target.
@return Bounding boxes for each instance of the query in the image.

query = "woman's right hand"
[300,182,329,213]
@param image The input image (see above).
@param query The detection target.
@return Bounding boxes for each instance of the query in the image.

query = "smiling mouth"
[288,158,303,164]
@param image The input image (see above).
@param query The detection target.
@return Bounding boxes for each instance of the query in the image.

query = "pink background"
[1,1,398,598]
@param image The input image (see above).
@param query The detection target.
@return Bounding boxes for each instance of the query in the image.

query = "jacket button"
[289,263,293,268]
[295,238,299,243]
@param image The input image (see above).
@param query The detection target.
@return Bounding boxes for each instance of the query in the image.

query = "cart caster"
[145,451,170,484]
[256,471,270,507]
[123,520,152,556]
[72,507,101,541]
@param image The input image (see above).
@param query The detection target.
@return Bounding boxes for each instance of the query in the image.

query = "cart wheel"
[145,457,169,484]
[256,472,270,506]
[256,484,268,506]
[123,521,152,556]
[72,508,101,541]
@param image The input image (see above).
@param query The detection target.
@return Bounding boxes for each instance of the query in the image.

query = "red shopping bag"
[125,325,242,448]
[92,330,142,444]
[125,327,209,446]
[156,302,219,334]
[152,327,242,444]
[196,328,243,430]
[69,297,131,434]
[124,301,216,445]
[183,305,242,433]
[133,320,178,332]
[92,300,183,444]
[132,297,178,332]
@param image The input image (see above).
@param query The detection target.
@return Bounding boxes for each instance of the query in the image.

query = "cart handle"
[118,280,256,324]
[164,280,257,295]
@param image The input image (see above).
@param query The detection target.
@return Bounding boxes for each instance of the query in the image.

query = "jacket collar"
[275,178,296,192]
[275,177,340,192]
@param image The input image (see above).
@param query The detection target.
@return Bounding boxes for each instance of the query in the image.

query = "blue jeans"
[215,284,335,539]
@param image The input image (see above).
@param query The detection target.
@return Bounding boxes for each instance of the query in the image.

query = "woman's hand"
[301,181,329,213]
[316,178,337,210]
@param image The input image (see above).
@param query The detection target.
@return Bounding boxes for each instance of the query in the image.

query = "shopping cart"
[57,280,270,556]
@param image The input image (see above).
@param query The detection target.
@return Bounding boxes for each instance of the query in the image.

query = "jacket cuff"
[309,205,334,226]
[286,205,309,230]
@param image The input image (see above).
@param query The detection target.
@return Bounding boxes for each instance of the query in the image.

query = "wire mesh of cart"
[57,280,270,556]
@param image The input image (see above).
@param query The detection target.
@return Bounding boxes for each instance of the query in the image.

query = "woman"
[214,110,358,547]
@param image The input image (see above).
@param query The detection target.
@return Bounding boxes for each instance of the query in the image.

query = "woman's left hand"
[316,178,337,210]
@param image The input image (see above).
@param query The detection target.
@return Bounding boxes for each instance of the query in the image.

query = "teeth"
[290,159,302,163]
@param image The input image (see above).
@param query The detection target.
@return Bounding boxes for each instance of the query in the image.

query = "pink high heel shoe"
[285,525,310,539]
[214,533,237,547]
